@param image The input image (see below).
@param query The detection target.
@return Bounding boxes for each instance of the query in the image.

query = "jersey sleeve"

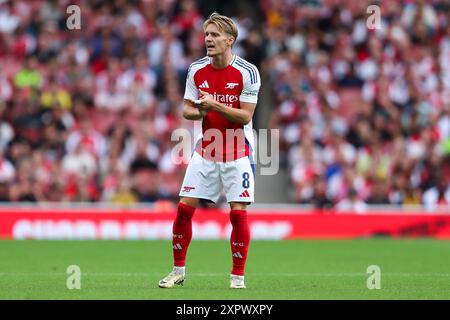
[183,65,198,101]
[239,66,261,104]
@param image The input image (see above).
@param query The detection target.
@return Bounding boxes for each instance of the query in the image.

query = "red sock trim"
[178,202,196,214]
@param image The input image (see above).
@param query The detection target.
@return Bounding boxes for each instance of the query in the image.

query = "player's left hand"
[198,89,216,111]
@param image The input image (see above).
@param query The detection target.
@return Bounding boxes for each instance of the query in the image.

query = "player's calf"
[229,209,250,277]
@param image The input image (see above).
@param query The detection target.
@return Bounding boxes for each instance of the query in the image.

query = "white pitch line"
[1,272,450,277]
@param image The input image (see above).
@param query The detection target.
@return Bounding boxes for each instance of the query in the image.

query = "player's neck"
[211,51,234,69]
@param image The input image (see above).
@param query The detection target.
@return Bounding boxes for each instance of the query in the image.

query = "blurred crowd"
[0,0,449,211]
[263,0,450,210]
[0,0,262,205]
[0,0,191,204]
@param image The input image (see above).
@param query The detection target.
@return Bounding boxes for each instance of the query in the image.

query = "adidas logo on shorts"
[239,190,250,198]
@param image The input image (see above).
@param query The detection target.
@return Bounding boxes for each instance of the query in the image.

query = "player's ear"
[227,35,235,47]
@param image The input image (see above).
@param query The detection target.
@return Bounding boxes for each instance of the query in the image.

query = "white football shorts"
[179,152,255,203]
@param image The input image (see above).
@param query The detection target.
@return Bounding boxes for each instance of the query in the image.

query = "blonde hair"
[203,12,238,45]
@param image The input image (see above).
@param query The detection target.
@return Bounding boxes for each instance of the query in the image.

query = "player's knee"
[176,200,196,224]
[179,197,199,209]
[230,202,247,211]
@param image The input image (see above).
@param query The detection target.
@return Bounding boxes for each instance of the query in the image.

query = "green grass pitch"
[0,239,450,299]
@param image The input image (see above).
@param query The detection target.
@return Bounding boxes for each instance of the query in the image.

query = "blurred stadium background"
[0,0,449,240]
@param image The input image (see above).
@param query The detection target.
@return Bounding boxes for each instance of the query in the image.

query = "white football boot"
[158,268,185,288]
[230,274,246,289]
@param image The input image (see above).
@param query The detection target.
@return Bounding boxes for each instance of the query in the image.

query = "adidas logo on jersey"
[239,190,250,198]
[199,80,209,88]
[173,243,182,250]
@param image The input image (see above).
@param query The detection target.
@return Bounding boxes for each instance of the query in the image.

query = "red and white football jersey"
[184,55,261,162]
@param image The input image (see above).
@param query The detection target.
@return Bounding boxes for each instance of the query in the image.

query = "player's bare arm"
[182,99,207,120]
[197,89,255,125]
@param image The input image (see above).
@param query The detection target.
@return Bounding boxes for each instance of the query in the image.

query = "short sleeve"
[239,65,261,104]
[183,65,198,101]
